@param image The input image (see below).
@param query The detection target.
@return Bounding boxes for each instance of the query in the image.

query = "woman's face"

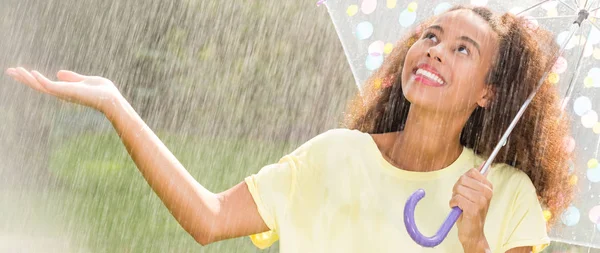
[401,9,499,115]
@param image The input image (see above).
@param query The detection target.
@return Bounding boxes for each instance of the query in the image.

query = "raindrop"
[347,5,359,16]
[368,41,385,56]
[509,7,524,14]
[561,206,581,226]
[407,2,417,12]
[524,16,539,31]
[589,27,600,45]
[470,0,488,6]
[399,9,417,27]
[384,43,394,55]
[541,0,558,10]
[573,96,592,116]
[589,205,600,224]
[434,2,453,15]
[552,56,568,74]
[386,0,397,9]
[588,158,599,169]
[593,48,600,59]
[557,32,578,50]
[564,136,576,153]
[589,67,600,79]
[355,21,374,40]
[361,0,377,14]
[547,73,560,84]
[585,43,594,58]
[587,167,600,183]
[366,54,384,70]
[582,110,598,128]
[584,76,594,88]
[594,123,600,134]
[546,8,558,17]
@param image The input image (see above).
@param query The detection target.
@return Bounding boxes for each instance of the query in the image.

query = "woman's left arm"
[450,167,493,252]
[451,168,537,253]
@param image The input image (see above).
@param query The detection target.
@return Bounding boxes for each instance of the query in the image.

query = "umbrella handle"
[403,189,462,247]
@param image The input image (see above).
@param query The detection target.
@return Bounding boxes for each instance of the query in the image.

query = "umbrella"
[322,0,600,249]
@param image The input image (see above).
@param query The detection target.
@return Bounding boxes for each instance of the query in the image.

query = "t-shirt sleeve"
[244,131,320,249]
[498,174,550,253]
[244,155,301,248]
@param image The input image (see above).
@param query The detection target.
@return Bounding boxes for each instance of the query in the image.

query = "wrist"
[461,234,491,253]
[101,95,130,121]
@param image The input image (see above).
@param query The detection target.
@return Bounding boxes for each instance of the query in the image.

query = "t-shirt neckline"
[361,131,471,180]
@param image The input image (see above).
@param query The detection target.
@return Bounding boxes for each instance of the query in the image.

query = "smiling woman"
[4,4,573,253]
[344,5,573,253]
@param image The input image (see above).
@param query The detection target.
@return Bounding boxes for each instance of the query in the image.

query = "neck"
[386,106,470,172]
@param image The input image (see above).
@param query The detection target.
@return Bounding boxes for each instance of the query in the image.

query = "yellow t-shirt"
[244,128,550,253]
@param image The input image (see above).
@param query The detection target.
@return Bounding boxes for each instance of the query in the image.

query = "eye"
[457,45,470,55]
[423,32,438,43]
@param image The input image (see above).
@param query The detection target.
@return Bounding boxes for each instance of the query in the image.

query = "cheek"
[401,45,420,83]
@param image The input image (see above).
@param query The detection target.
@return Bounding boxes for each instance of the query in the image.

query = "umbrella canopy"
[323,0,600,249]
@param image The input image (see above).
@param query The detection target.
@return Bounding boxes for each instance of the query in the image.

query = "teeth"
[416,69,444,85]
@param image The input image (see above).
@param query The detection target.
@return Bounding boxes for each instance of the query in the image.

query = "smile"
[412,65,446,87]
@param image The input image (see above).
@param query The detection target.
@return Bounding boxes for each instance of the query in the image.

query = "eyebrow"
[425,25,481,55]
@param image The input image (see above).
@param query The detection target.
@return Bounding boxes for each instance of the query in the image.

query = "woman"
[5,5,573,253]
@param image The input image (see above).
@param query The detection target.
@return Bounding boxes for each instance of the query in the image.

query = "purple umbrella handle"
[404,189,462,247]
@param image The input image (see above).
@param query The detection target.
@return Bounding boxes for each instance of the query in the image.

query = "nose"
[427,46,443,63]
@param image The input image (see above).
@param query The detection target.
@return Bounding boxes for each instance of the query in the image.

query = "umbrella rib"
[529,15,578,19]
[558,0,578,11]
[560,29,589,113]
[516,0,553,16]
[589,18,600,30]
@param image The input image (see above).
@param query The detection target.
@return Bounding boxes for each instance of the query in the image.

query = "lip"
[412,63,446,87]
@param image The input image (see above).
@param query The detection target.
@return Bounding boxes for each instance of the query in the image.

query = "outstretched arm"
[5,68,270,245]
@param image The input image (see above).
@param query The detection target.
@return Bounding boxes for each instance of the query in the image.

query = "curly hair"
[343,6,575,226]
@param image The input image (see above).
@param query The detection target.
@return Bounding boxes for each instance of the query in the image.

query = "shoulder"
[288,128,370,167]
[298,128,368,152]
[488,163,538,201]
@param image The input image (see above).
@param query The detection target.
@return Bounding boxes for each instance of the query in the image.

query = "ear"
[476,85,495,108]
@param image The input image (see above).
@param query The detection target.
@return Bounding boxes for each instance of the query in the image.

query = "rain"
[2,0,600,252]
[1,0,354,252]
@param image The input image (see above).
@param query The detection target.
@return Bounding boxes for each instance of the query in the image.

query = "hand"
[449,166,493,251]
[5,67,123,113]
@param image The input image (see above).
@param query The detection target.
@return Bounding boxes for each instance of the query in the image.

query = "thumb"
[57,70,87,82]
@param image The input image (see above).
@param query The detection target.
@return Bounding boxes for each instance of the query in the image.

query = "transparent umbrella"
[323,0,600,249]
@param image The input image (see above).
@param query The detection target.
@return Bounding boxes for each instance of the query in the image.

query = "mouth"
[411,64,446,87]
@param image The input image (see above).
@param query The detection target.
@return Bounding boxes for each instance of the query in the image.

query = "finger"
[31,70,78,99]
[454,173,493,200]
[449,194,474,210]
[15,67,50,93]
[449,195,480,218]
[6,68,29,84]
[467,168,494,190]
[57,70,87,82]
[454,184,488,206]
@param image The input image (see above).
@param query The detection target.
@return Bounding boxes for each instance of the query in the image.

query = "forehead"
[431,10,497,43]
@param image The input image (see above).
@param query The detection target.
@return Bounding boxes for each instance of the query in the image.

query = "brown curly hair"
[343,6,575,226]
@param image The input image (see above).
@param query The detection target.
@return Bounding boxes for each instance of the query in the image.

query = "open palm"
[5,67,122,113]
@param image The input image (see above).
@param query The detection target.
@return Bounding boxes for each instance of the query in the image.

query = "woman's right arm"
[5,68,270,245]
